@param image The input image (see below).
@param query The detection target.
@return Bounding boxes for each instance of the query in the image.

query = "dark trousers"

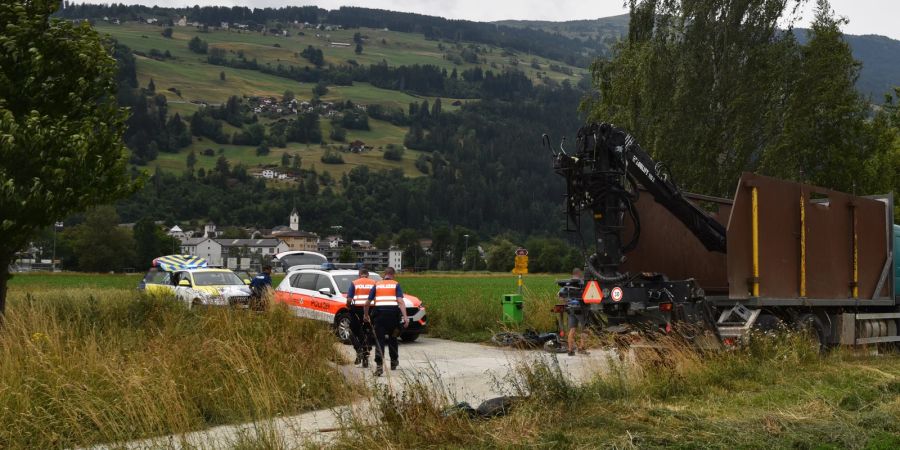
[371,307,401,366]
[349,306,371,358]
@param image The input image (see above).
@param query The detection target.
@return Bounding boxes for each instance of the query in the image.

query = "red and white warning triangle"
[582,280,603,304]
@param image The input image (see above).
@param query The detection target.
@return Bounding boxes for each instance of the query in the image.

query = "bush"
[321,150,344,164]
[188,36,208,54]
[384,145,405,161]
[329,125,347,142]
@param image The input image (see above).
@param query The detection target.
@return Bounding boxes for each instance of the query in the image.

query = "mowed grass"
[0,289,351,449]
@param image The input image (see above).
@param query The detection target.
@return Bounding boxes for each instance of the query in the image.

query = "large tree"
[760,0,896,194]
[589,0,896,198]
[0,1,135,315]
[588,0,803,196]
[69,206,136,272]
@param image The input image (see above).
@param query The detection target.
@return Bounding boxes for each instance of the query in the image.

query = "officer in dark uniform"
[345,268,376,367]
[249,265,273,310]
[364,267,409,376]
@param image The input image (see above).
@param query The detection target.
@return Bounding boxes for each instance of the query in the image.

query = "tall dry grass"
[0,289,352,449]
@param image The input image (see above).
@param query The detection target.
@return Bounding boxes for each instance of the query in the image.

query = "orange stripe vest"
[350,277,376,306]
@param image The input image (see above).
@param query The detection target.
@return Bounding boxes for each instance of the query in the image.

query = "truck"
[551,122,900,349]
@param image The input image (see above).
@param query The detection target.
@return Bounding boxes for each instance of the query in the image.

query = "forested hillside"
[499,14,900,101]
[46,2,900,261]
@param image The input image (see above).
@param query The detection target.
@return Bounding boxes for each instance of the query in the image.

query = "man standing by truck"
[345,268,375,368]
[564,267,590,356]
[365,267,409,376]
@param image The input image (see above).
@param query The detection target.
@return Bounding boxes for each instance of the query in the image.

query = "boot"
[374,366,383,377]
[362,358,369,368]
[354,354,362,365]
[390,360,399,370]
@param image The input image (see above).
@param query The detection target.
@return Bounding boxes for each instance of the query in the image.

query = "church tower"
[290,208,299,231]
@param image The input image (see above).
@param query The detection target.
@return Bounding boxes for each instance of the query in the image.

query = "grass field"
[6,274,900,448]
[152,118,426,178]
[8,272,565,341]
[336,334,900,449]
[93,22,586,92]
[0,289,351,449]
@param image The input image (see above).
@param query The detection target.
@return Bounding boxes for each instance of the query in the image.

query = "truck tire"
[401,333,420,343]
[794,313,828,354]
[334,312,353,345]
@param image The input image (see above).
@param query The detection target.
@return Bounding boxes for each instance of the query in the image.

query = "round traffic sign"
[515,248,528,256]
[611,287,624,302]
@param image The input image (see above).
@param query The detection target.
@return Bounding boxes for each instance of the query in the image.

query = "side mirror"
[178,279,191,287]
[243,279,251,285]
[318,287,333,296]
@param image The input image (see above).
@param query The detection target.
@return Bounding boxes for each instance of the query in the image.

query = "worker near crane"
[365,266,409,376]
[565,267,590,356]
[346,268,376,368]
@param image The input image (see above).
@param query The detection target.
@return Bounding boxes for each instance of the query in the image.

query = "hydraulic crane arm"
[552,123,726,280]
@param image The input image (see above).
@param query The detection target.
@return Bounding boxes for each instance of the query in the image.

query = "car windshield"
[192,271,244,286]
[333,274,382,293]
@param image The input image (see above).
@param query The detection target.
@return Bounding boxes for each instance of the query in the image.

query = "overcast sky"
[89,0,900,40]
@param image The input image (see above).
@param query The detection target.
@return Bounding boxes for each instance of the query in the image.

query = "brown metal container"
[726,173,891,300]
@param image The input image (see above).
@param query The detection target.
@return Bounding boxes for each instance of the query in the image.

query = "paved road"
[95,337,613,449]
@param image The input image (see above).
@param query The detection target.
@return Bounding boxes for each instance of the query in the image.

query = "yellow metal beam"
[752,187,760,297]
[800,193,807,298]
[852,207,859,298]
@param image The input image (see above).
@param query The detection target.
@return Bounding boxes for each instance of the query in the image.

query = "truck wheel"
[400,333,419,343]
[794,313,828,354]
[334,312,353,345]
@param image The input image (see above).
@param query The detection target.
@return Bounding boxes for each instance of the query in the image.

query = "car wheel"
[191,298,202,309]
[334,312,352,345]
[400,333,419,343]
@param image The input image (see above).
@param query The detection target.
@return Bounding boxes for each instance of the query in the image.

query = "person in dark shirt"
[249,265,273,309]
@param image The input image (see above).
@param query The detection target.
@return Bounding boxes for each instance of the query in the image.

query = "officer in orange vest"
[346,268,376,368]
[364,266,409,376]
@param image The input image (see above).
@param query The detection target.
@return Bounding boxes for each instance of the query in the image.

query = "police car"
[273,266,427,343]
[141,268,253,308]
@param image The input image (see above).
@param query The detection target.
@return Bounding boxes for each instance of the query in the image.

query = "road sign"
[610,287,624,302]
[512,255,528,274]
[582,280,603,304]
[515,247,528,256]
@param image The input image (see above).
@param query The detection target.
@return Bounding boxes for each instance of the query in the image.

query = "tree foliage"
[588,0,895,197]
[0,0,135,314]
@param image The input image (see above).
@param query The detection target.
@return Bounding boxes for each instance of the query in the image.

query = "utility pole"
[463,234,470,272]
[52,221,63,272]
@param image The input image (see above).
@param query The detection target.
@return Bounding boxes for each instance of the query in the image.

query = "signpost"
[512,248,528,294]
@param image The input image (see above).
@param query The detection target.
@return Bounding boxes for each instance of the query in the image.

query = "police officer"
[345,268,376,368]
[249,265,273,310]
[364,267,409,376]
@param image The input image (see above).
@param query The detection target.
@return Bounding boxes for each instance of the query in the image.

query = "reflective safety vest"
[351,277,376,306]
[373,279,400,306]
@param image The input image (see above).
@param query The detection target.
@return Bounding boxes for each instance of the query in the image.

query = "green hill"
[498,15,900,101]
[91,21,587,177]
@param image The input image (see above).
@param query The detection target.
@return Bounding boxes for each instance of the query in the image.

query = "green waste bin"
[501,294,524,325]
